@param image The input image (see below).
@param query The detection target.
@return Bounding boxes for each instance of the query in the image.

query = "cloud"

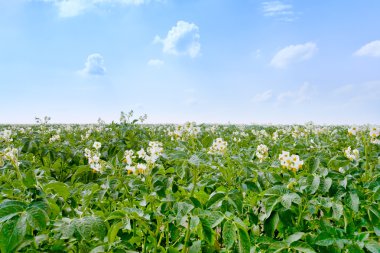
[334,80,380,102]
[42,0,151,17]
[147,59,164,67]
[262,1,292,16]
[277,82,313,104]
[271,42,317,68]
[354,40,380,58]
[80,53,106,76]
[262,1,296,21]
[154,20,201,58]
[252,90,272,102]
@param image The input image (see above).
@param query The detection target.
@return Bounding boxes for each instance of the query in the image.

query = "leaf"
[108,221,123,245]
[347,192,359,212]
[0,201,27,223]
[199,217,214,245]
[264,212,279,237]
[281,193,301,209]
[320,178,332,193]
[26,206,49,230]
[290,241,316,253]
[309,175,320,194]
[222,220,236,249]
[285,232,304,244]
[207,211,224,228]
[189,240,202,253]
[332,202,343,220]
[44,181,70,200]
[315,232,335,246]
[237,226,251,253]
[365,241,380,253]
[0,214,27,253]
[206,192,225,209]
[89,246,105,253]
[72,216,107,240]
[227,191,243,214]
[174,202,194,224]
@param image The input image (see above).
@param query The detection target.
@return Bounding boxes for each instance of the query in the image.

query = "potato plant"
[0,119,379,253]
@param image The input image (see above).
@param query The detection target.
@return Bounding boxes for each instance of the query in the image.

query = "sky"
[1,0,380,124]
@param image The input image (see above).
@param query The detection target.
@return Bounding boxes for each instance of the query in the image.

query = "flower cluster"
[279,151,304,172]
[49,134,60,143]
[84,141,102,172]
[123,141,164,174]
[344,146,359,161]
[0,147,19,167]
[348,126,359,136]
[369,127,380,144]
[208,138,228,155]
[0,129,13,142]
[255,144,269,162]
[168,122,201,141]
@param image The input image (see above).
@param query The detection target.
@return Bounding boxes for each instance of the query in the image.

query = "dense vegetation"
[0,116,379,252]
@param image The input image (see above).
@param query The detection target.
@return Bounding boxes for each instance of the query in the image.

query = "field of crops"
[0,116,379,253]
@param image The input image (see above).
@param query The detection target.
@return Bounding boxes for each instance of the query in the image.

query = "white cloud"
[262,1,292,16]
[271,42,317,68]
[277,82,313,104]
[334,80,380,102]
[154,20,201,58]
[42,0,150,17]
[252,90,272,102]
[80,53,106,76]
[354,40,380,58]
[147,59,164,67]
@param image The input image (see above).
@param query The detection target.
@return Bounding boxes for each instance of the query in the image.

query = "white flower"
[344,146,359,161]
[136,163,147,173]
[348,126,358,136]
[208,138,228,155]
[93,141,102,150]
[369,127,380,138]
[124,150,134,165]
[125,165,136,174]
[255,144,269,162]
[279,151,303,172]
[137,148,147,159]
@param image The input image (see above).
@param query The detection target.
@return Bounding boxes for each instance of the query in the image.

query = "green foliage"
[0,122,379,252]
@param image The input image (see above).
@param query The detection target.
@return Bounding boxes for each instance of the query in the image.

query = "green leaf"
[285,232,304,244]
[72,216,107,240]
[347,192,359,212]
[281,193,301,209]
[227,191,243,214]
[44,181,71,200]
[264,212,279,237]
[309,175,320,194]
[290,241,316,253]
[189,240,202,253]
[199,217,214,245]
[0,214,27,253]
[108,221,123,245]
[222,220,236,249]
[237,226,251,253]
[315,233,335,246]
[26,206,49,230]
[332,202,343,220]
[0,201,27,223]
[365,241,380,253]
[206,192,225,209]
[207,211,225,228]
[320,177,332,193]
[89,245,105,253]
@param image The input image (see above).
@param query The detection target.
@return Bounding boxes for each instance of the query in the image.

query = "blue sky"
[1,0,380,124]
